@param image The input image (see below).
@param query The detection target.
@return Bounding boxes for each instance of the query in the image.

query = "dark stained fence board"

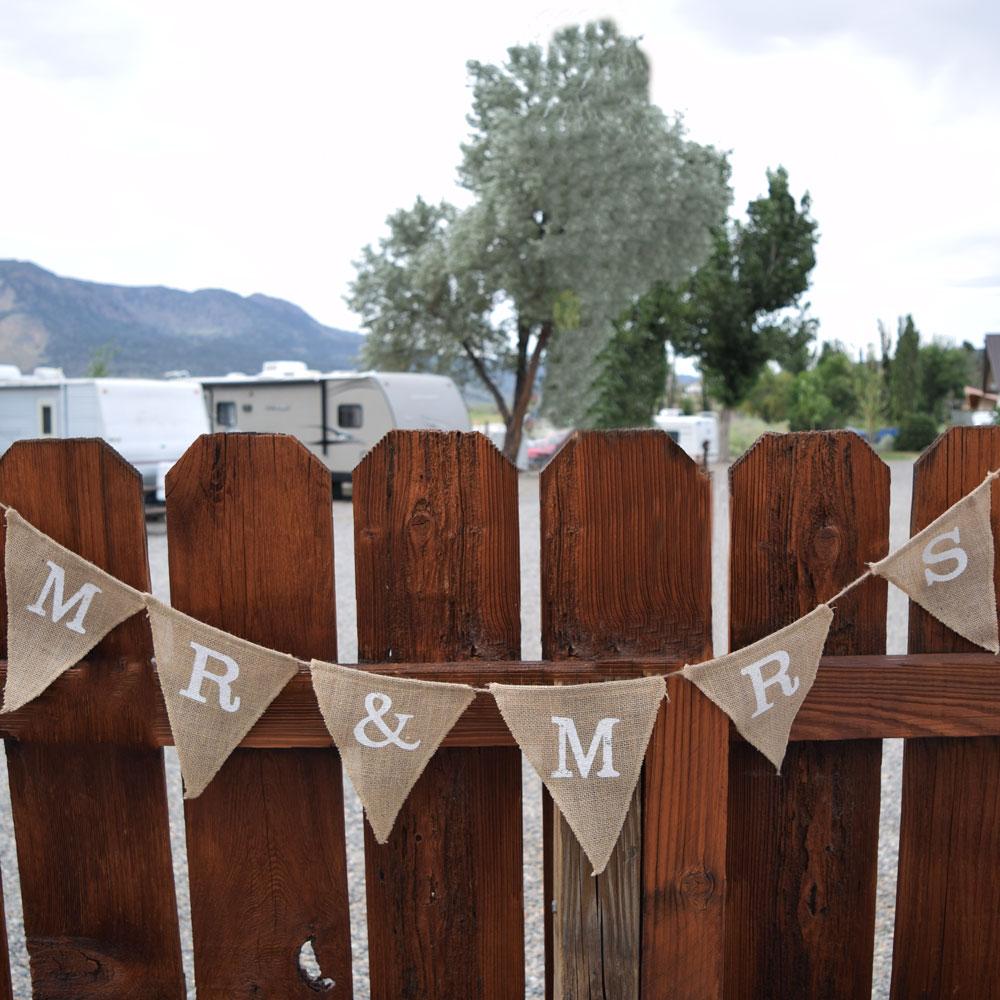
[540,432,723,999]
[891,426,1000,998]
[165,433,352,999]
[726,431,887,999]
[354,431,524,1000]
[0,439,184,998]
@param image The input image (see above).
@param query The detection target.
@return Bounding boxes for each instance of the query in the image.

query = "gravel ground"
[0,461,912,998]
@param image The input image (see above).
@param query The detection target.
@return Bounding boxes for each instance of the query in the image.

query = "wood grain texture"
[165,433,351,999]
[354,431,524,1000]
[4,652,1000,747]
[0,439,183,998]
[726,431,887,1000]
[891,426,1000,999]
[540,431,723,1000]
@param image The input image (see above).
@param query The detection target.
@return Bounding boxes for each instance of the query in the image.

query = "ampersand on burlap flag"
[146,596,301,797]
[681,604,833,772]
[3,508,146,712]
[311,661,476,843]
[490,675,666,875]
[869,473,999,653]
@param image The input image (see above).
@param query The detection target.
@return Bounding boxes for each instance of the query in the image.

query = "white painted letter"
[741,650,799,718]
[179,642,241,713]
[550,716,621,778]
[26,560,102,635]
[922,527,968,586]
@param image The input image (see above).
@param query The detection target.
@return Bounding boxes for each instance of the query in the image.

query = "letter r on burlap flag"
[311,661,476,843]
[870,475,999,653]
[490,675,666,875]
[146,597,301,798]
[3,508,146,712]
[682,604,833,772]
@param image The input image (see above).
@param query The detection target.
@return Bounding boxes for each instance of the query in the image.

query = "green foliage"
[743,366,793,423]
[887,315,921,422]
[855,347,887,443]
[786,344,858,431]
[349,21,731,455]
[586,284,682,428]
[895,412,940,452]
[666,167,818,455]
[85,342,117,377]
[918,340,970,421]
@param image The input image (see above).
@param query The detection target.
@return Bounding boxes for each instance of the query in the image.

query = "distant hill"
[0,260,362,376]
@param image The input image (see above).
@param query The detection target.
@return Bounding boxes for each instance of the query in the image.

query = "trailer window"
[216,401,237,428]
[338,404,363,429]
[39,404,54,436]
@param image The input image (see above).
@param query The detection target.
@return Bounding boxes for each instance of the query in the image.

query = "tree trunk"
[719,406,732,462]
[502,322,552,464]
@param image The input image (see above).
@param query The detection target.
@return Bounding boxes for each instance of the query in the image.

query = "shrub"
[895,412,939,452]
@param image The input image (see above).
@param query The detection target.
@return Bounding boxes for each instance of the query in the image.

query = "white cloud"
[0,0,997,358]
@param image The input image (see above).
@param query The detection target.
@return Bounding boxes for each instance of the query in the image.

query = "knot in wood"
[679,867,716,909]
[812,523,842,566]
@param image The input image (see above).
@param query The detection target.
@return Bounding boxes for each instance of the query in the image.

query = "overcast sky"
[2,0,998,359]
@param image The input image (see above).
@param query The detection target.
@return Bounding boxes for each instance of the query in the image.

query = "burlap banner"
[311,662,476,842]
[682,604,833,771]
[3,508,146,712]
[490,675,666,875]
[870,475,999,653]
[146,597,301,797]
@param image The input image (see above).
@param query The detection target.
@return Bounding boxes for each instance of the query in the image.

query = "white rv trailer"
[0,367,209,497]
[653,409,720,465]
[199,361,471,495]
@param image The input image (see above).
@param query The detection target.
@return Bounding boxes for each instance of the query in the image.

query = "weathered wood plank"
[5,652,1000,746]
[165,433,352,999]
[891,426,1000,998]
[540,431,723,1000]
[0,439,183,998]
[726,431,887,999]
[355,431,523,1000]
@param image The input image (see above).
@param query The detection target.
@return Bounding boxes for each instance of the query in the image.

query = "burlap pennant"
[146,597,301,797]
[870,475,999,652]
[682,604,833,771]
[490,675,666,875]
[311,661,475,842]
[3,508,146,712]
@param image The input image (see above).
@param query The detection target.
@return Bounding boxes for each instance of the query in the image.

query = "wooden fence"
[0,426,997,998]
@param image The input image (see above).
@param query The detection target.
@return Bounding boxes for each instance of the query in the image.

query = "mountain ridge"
[0,260,362,376]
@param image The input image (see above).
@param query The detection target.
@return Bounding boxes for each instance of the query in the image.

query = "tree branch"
[461,340,511,424]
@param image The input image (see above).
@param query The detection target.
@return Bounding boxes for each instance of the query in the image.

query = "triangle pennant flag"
[3,508,146,712]
[682,604,832,772]
[146,597,301,797]
[311,661,475,843]
[870,475,999,653]
[490,675,666,875]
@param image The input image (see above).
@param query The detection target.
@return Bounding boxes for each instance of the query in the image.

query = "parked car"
[527,430,571,470]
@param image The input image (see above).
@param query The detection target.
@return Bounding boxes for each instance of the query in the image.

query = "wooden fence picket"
[891,426,1000,997]
[0,439,183,997]
[540,431,723,999]
[165,434,352,998]
[726,432,888,998]
[354,431,524,1000]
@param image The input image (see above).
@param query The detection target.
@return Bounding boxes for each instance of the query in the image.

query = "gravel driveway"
[0,460,913,998]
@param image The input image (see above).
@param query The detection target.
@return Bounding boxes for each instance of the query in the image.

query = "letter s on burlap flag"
[681,604,833,772]
[3,508,146,712]
[870,475,999,653]
[146,597,300,798]
[490,675,666,876]
[311,662,476,843]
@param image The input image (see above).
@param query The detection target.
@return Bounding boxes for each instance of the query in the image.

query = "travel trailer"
[653,409,720,465]
[199,361,471,495]
[0,367,209,499]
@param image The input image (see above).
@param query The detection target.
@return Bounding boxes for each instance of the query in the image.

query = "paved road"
[0,461,913,998]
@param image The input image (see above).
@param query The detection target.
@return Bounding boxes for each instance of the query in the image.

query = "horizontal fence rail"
[0,426,997,999]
